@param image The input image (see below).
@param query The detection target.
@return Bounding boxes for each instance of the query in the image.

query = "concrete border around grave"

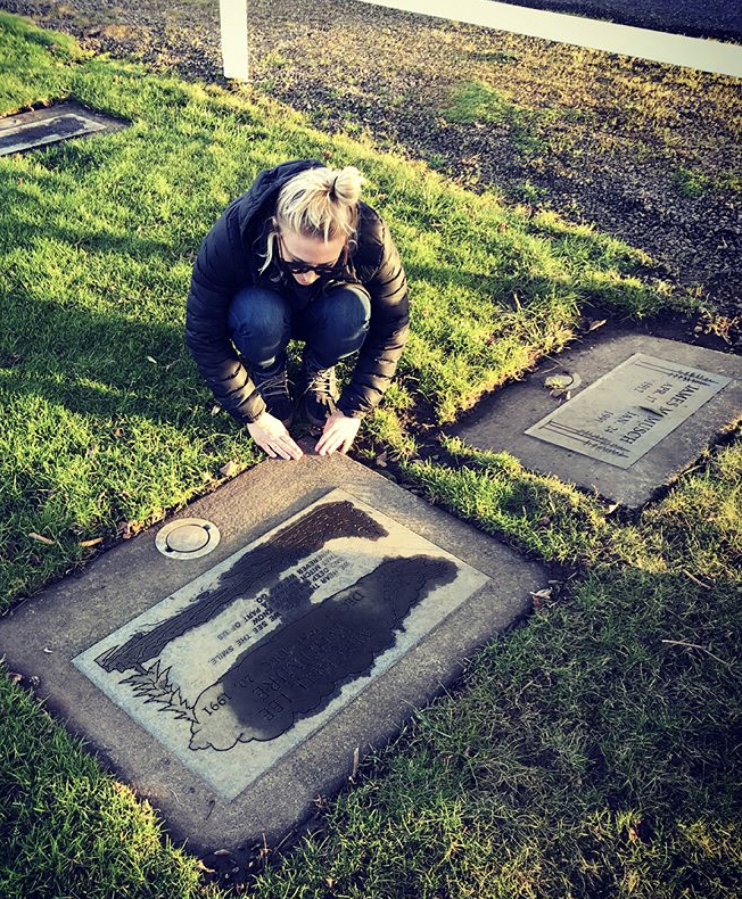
[0,450,547,860]
[0,100,128,156]
[451,331,742,508]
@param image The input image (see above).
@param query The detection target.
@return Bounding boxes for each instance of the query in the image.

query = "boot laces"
[255,369,289,400]
[304,360,336,398]
[307,368,335,397]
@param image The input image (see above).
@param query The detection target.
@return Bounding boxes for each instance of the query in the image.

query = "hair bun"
[271,163,365,249]
[330,166,365,206]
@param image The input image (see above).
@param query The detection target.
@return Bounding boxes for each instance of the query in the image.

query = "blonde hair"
[259,165,365,275]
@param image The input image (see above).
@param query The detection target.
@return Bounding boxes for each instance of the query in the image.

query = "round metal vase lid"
[156,518,221,560]
[544,371,582,392]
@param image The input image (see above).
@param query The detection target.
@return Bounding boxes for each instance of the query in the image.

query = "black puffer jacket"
[186,159,409,423]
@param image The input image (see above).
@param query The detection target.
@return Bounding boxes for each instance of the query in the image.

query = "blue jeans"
[228,283,372,374]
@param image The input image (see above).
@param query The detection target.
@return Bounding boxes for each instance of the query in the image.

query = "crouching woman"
[186,159,409,460]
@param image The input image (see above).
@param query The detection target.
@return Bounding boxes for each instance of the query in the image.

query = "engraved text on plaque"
[525,354,731,469]
[73,490,489,799]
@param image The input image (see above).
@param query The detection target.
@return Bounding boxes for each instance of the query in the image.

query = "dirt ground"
[3,0,742,342]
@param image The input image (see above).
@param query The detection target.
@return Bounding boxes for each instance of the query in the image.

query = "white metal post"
[219,0,249,81]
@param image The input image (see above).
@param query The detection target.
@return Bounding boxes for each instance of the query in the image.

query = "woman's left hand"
[315,411,361,456]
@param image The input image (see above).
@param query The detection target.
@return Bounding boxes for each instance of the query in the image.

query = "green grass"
[674,166,711,198]
[0,10,690,606]
[1,679,204,899]
[426,151,447,171]
[509,178,547,204]
[0,10,83,112]
[406,436,610,564]
[1,12,739,899]
[442,79,548,158]
[673,165,742,199]
[443,80,515,126]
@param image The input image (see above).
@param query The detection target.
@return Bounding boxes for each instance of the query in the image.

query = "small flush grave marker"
[525,354,731,469]
[75,489,490,800]
[0,455,546,855]
[0,100,127,156]
[452,333,742,507]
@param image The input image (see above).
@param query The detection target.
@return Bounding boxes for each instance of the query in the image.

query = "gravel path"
[3,0,741,336]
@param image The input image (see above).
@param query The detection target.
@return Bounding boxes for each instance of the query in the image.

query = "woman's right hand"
[247,412,304,461]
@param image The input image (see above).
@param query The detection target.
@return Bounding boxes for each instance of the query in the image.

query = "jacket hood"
[236,158,324,243]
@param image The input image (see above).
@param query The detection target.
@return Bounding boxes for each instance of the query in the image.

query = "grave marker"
[0,101,126,156]
[0,453,546,857]
[525,353,732,469]
[74,490,488,800]
[452,333,742,507]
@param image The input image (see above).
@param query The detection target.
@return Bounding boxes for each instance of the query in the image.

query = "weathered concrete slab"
[0,100,126,156]
[0,451,546,859]
[452,332,742,508]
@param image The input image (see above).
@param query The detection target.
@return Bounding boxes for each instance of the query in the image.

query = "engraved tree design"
[121,660,198,724]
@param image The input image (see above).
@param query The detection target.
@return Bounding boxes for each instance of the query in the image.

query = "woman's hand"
[315,411,361,456]
[247,412,303,461]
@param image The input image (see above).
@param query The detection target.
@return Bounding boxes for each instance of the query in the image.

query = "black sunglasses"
[277,234,347,276]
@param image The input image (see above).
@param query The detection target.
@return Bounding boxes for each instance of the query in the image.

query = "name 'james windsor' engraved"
[525,354,732,469]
